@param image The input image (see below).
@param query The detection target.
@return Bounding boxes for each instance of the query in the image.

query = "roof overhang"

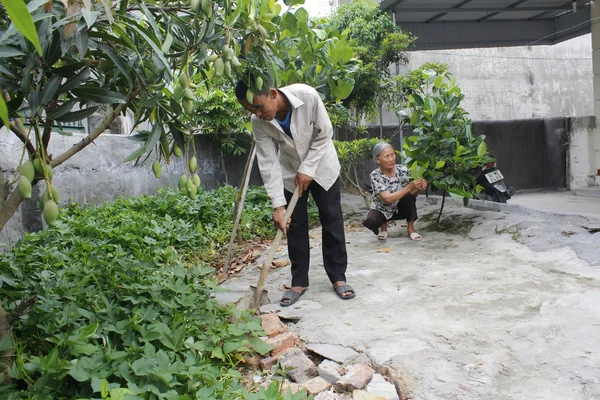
[380,0,592,50]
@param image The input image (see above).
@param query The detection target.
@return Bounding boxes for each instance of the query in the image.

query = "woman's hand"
[408,179,428,192]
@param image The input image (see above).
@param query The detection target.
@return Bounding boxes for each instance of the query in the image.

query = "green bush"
[0,186,314,399]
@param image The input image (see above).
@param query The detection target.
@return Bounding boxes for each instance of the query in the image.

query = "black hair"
[234,73,272,100]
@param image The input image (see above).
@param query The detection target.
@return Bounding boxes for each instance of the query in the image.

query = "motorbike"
[472,161,514,203]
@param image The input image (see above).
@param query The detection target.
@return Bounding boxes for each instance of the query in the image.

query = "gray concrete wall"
[0,128,258,250]
[568,116,596,189]
[343,116,592,193]
[379,34,593,125]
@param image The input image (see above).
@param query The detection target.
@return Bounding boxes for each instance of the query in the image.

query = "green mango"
[183,99,194,115]
[173,143,182,157]
[201,0,212,17]
[224,61,231,79]
[184,87,195,100]
[191,0,200,12]
[186,177,195,193]
[33,158,43,176]
[152,160,162,178]
[173,85,184,101]
[189,156,198,173]
[256,76,264,90]
[179,174,187,191]
[39,185,60,210]
[213,58,224,77]
[43,200,59,226]
[179,74,188,87]
[188,184,197,200]
[191,173,201,187]
[17,176,32,199]
[230,56,241,68]
[21,161,35,182]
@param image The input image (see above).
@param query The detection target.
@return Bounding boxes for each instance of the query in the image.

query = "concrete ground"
[219,190,600,400]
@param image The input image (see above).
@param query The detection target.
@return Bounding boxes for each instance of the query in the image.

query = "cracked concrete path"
[219,195,600,400]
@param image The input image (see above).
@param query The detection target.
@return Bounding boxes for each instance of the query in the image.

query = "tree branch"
[3,90,36,157]
[9,123,36,156]
[50,89,139,168]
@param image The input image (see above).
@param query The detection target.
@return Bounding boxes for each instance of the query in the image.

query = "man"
[235,78,355,307]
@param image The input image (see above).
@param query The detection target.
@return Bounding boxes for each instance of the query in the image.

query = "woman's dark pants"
[362,193,418,235]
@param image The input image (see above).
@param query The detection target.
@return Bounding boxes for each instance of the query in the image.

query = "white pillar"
[592,1,600,184]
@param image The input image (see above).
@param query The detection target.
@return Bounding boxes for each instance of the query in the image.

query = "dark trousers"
[362,193,418,234]
[284,178,347,288]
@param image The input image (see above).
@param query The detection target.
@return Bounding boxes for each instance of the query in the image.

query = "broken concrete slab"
[318,359,343,384]
[366,374,399,400]
[279,348,317,383]
[307,343,359,364]
[336,364,375,391]
[302,376,333,395]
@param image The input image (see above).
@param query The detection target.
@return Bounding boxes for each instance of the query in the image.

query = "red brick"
[259,313,286,337]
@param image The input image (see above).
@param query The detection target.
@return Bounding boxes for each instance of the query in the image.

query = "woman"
[362,142,428,241]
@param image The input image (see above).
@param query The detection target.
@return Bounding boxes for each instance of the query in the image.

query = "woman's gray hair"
[373,142,393,160]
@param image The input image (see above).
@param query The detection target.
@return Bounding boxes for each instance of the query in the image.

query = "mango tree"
[400,68,493,221]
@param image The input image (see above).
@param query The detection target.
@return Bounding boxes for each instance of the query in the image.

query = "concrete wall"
[568,116,596,189]
[379,34,593,125]
[0,128,259,250]
[341,116,591,193]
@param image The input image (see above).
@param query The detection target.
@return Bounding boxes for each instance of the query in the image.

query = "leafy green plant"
[400,68,493,221]
[0,186,316,399]
[334,137,385,206]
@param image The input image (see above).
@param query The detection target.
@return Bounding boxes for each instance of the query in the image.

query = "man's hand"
[295,172,313,197]
[273,206,291,233]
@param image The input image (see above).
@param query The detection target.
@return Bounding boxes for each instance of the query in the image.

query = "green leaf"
[249,337,272,356]
[410,111,419,126]
[122,20,171,75]
[0,335,12,352]
[81,7,100,28]
[281,13,298,35]
[101,379,109,398]
[58,66,90,94]
[47,98,78,120]
[331,80,353,100]
[55,106,100,122]
[40,74,62,106]
[0,96,8,127]
[0,46,24,57]
[73,87,127,104]
[211,347,225,360]
[223,341,241,354]
[96,43,133,84]
[329,41,353,64]
[435,160,445,170]
[2,0,42,55]
[477,141,487,157]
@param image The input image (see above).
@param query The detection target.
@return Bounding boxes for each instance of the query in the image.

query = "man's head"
[235,77,281,121]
